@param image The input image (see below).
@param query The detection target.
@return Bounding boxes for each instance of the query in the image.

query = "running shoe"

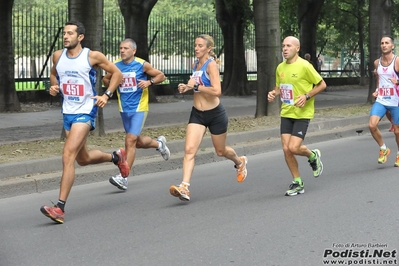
[285,181,305,196]
[157,136,170,161]
[169,184,190,201]
[308,149,323,177]
[40,205,64,224]
[114,148,130,177]
[109,173,128,190]
[394,154,399,167]
[235,156,248,182]
[378,148,390,164]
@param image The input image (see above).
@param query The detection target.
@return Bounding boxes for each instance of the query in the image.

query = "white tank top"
[376,55,399,106]
[56,48,98,115]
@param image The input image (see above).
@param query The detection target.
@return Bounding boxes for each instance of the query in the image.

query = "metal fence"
[13,3,257,91]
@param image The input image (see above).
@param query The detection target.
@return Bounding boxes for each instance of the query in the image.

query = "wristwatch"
[193,83,200,92]
[305,94,310,100]
[104,90,113,99]
[150,78,155,85]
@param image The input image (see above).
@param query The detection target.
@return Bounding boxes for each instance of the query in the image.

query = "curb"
[0,115,390,199]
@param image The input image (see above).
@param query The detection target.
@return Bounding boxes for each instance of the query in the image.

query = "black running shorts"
[280,117,310,139]
[188,104,228,135]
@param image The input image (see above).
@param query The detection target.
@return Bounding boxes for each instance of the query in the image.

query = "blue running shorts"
[120,111,147,136]
[370,102,399,125]
[63,114,95,131]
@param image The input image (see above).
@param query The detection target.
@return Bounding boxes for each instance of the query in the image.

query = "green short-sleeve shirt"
[275,57,322,119]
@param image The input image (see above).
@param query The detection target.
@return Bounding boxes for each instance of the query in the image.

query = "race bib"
[61,76,84,102]
[377,87,394,97]
[279,84,294,105]
[192,71,203,84]
[120,72,137,93]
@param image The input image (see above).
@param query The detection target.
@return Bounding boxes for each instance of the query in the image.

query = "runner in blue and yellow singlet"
[103,38,170,191]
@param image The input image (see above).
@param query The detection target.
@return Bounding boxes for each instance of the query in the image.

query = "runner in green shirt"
[268,36,327,196]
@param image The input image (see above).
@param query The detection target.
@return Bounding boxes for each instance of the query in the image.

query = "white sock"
[380,144,387,150]
[181,182,190,187]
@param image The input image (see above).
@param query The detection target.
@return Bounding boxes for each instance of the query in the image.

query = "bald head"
[282,36,300,63]
[284,36,300,47]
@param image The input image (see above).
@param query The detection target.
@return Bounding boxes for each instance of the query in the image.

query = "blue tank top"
[115,57,149,112]
[192,58,212,86]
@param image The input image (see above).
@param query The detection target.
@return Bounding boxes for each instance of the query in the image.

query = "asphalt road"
[1,131,398,266]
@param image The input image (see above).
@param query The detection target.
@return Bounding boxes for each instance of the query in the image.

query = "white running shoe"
[157,136,170,161]
[109,173,128,190]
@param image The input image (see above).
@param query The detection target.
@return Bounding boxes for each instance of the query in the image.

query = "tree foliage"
[321,1,368,58]
[280,0,299,38]
[149,0,220,58]
[9,0,397,100]
[12,0,398,69]
[392,0,399,37]
[13,0,67,57]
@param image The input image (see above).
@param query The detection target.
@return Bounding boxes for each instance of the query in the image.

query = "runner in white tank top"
[369,36,399,167]
[40,21,128,224]
[375,55,399,106]
[56,47,97,116]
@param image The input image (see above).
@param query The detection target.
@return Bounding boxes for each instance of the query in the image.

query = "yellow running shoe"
[378,148,390,164]
[309,149,323,177]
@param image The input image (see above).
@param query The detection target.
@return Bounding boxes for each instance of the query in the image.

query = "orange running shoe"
[378,148,390,164]
[395,155,399,167]
[114,148,130,177]
[169,184,190,201]
[235,156,248,182]
[40,205,64,224]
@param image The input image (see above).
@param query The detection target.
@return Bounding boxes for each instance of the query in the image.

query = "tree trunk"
[0,0,21,112]
[298,0,325,69]
[356,0,366,86]
[215,0,251,96]
[118,0,158,102]
[253,0,281,117]
[368,0,392,103]
[68,0,105,136]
